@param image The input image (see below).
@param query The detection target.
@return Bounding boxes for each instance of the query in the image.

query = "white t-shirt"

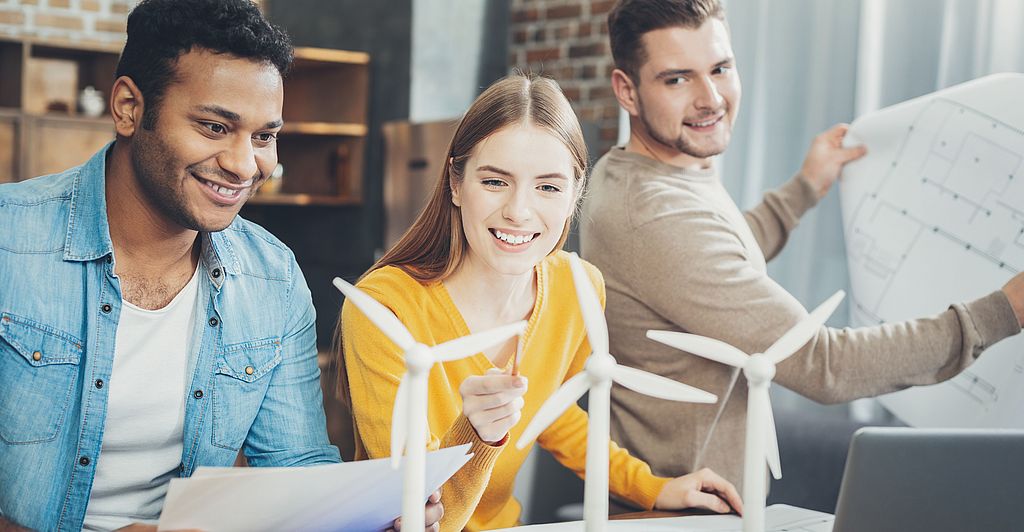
[83,265,201,531]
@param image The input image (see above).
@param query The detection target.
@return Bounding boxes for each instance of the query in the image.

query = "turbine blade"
[516,373,589,449]
[764,393,782,480]
[568,253,608,355]
[646,330,748,368]
[334,277,417,352]
[611,364,717,404]
[389,375,409,468]
[763,290,845,365]
[431,321,528,363]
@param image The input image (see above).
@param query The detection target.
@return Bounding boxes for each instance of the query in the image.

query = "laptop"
[830,427,1024,532]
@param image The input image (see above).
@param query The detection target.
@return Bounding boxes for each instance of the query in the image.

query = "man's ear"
[611,68,640,117]
[110,76,145,137]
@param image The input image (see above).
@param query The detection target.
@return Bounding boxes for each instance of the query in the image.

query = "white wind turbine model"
[515,254,718,532]
[646,290,846,532]
[333,277,527,532]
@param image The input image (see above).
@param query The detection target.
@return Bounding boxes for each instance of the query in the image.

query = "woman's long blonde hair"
[368,72,589,283]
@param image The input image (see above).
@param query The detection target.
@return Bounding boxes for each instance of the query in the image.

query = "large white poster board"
[840,74,1024,428]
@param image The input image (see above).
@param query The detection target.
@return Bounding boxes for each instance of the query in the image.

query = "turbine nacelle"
[744,354,775,384]
[585,352,617,382]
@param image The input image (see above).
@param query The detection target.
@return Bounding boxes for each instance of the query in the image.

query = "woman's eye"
[482,179,506,187]
[538,184,562,193]
[256,132,277,142]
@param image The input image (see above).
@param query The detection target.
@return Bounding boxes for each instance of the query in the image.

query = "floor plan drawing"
[839,74,1024,428]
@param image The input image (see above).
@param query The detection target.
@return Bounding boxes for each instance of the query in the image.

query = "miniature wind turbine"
[646,290,846,532]
[333,277,527,532]
[515,254,718,532]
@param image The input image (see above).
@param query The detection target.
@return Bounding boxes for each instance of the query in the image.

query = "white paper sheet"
[157,444,473,532]
[487,504,833,531]
[839,73,1024,429]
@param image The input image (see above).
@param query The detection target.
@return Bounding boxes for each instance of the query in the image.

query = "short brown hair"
[608,0,725,82]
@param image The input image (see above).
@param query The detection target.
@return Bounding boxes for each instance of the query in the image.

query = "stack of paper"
[157,444,473,531]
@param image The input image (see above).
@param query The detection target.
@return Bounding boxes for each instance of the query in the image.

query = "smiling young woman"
[336,73,741,531]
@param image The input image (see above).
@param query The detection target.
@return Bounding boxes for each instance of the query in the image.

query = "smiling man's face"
[631,18,741,167]
[129,48,284,232]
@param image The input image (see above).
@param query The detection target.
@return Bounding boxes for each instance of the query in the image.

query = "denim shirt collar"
[63,142,240,289]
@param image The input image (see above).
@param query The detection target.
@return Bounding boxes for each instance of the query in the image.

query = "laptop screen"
[831,427,1024,532]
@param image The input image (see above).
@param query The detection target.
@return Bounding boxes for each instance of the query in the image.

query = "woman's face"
[452,123,577,277]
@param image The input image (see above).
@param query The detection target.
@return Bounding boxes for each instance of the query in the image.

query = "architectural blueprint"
[839,74,1024,428]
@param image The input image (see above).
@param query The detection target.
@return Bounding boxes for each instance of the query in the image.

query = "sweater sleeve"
[742,174,820,262]
[627,209,1022,404]
[535,265,670,510]
[341,295,504,531]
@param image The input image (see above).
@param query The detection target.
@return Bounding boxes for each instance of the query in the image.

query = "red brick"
[562,87,581,101]
[532,27,547,43]
[579,22,592,38]
[581,63,598,79]
[49,0,71,7]
[546,4,582,19]
[513,29,528,44]
[512,8,539,23]
[81,0,101,10]
[590,85,614,99]
[35,13,83,30]
[110,0,132,15]
[591,0,618,15]
[599,125,618,141]
[19,0,39,5]
[94,17,126,33]
[554,23,572,40]
[526,47,560,63]
[0,10,26,24]
[569,42,606,58]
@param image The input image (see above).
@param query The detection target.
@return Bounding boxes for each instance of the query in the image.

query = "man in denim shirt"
[0,1,442,531]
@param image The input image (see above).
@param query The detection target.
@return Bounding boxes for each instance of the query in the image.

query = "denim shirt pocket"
[211,338,282,450]
[0,313,83,444]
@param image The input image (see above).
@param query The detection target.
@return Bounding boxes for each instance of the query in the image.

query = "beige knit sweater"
[579,147,1021,491]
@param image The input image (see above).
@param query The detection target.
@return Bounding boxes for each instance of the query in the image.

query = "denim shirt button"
[208,317,219,327]
[212,268,221,278]
[193,390,204,399]
[95,379,104,389]
[245,366,254,375]
[32,351,41,361]
[105,256,112,264]
[101,303,112,313]
[79,456,90,466]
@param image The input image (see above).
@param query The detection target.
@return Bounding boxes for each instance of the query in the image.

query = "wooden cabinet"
[1,37,370,205]
[249,46,370,206]
[0,37,119,183]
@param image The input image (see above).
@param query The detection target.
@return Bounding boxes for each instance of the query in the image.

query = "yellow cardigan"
[341,251,669,531]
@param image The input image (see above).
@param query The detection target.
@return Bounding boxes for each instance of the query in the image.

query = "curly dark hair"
[115,0,293,130]
[608,0,725,83]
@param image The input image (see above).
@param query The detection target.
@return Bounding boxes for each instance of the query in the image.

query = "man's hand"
[799,123,867,199]
[654,468,743,515]
[387,490,443,532]
[1003,272,1024,329]
[460,368,528,443]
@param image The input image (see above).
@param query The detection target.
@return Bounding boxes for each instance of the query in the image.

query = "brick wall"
[0,0,137,45]
[508,0,621,154]
[0,0,266,45]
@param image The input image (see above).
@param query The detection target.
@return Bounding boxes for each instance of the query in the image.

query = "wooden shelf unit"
[0,38,371,206]
[258,46,371,205]
[0,36,120,183]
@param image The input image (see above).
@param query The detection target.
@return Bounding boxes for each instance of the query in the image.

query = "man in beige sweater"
[580,0,1024,493]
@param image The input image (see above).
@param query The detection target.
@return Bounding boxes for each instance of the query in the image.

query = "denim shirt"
[0,145,341,531]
